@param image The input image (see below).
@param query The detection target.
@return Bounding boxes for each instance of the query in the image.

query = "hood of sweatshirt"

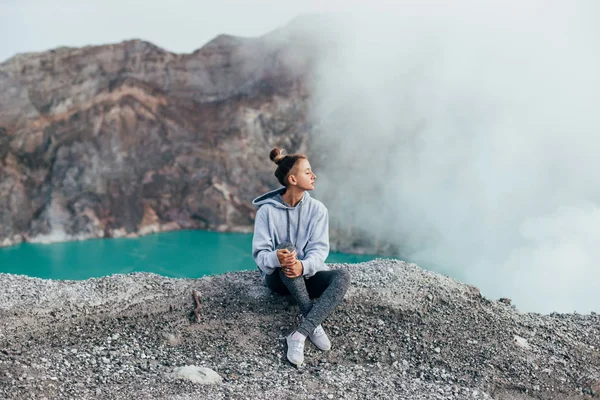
[252,187,310,247]
[251,187,311,210]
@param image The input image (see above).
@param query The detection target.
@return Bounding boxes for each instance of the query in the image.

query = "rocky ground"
[0,259,598,399]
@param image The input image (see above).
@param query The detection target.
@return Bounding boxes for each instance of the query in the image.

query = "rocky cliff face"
[0,26,318,246]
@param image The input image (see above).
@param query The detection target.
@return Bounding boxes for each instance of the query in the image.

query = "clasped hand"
[277,249,303,278]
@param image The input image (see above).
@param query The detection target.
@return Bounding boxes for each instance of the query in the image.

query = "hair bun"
[269,148,286,165]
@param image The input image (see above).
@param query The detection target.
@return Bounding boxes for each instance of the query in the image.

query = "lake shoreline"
[0,229,384,281]
[1,259,598,399]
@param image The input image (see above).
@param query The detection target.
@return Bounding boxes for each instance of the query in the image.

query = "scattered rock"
[170,365,222,385]
[498,298,512,306]
[0,260,597,400]
[513,335,530,350]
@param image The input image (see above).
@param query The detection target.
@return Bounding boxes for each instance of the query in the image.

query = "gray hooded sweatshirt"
[252,187,330,278]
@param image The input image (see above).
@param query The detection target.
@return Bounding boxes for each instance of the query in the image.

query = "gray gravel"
[0,259,598,399]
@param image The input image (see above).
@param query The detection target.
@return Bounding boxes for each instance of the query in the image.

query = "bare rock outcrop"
[0,25,319,246]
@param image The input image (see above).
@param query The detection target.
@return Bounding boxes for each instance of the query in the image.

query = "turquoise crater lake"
[0,230,385,280]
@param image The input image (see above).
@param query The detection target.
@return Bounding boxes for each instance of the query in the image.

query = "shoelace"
[313,326,325,337]
[290,341,304,352]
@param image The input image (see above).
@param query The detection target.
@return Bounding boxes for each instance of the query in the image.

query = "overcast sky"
[0,0,378,62]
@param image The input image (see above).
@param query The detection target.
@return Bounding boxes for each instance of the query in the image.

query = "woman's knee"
[279,269,308,287]
[334,268,351,287]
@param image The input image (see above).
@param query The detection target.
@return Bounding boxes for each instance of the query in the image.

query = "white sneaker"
[309,325,331,351]
[286,333,305,366]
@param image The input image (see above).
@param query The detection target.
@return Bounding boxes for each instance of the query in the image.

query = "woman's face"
[289,159,316,191]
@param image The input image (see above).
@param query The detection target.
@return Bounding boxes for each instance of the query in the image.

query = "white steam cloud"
[309,1,600,314]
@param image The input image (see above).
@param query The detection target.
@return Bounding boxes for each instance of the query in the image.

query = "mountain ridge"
[0,24,320,247]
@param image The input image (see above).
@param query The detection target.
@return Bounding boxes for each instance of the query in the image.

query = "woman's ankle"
[291,331,307,341]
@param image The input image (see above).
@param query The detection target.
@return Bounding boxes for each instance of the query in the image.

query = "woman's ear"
[288,174,297,186]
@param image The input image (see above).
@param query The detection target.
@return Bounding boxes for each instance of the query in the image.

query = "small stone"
[170,365,222,385]
[162,332,180,346]
[513,335,530,350]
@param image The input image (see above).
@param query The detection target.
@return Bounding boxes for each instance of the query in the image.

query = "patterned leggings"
[265,269,351,337]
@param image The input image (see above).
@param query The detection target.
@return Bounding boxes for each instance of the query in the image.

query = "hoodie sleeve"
[252,207,281,274]
[301,205,330,278]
